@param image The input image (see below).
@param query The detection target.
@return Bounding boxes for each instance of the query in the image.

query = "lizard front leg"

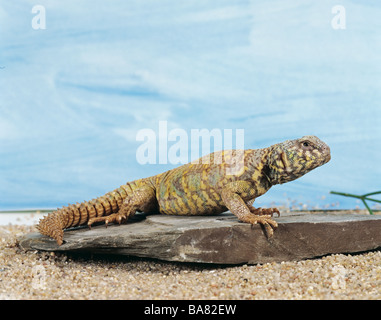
[88,185,157,228]
[221,181,278,237]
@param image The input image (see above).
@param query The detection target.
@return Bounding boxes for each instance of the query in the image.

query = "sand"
[0,224,380,300]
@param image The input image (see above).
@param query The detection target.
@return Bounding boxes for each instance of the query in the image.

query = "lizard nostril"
[322,145,331,162]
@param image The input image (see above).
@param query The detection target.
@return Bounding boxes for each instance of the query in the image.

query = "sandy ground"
[0,224,380,300]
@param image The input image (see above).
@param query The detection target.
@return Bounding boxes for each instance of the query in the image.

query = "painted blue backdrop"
[1,1,380,210]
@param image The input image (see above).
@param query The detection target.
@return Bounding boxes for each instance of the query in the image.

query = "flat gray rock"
[19,211,381,264]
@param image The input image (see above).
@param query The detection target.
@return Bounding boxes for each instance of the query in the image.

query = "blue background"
[1,1,380,210]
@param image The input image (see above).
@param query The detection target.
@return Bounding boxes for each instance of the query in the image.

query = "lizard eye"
[302,141,310,147]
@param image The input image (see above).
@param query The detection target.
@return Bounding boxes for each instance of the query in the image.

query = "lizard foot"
[239,213,278,237]
[249,207,280,217]
[88,212,127,229]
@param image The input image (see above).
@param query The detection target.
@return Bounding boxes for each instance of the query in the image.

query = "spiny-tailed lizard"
[37,135,331,245]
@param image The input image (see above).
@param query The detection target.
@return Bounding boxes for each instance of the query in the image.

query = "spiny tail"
[36,182,138,245]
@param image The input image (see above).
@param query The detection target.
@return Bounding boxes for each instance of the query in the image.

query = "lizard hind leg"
[87,185,157,228]
[248,206,280,217]
[246,199,280,217]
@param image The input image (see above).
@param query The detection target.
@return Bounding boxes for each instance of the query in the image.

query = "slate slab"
[19,211,381,264]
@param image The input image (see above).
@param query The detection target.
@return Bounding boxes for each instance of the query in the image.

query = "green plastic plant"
[330,191,381,215]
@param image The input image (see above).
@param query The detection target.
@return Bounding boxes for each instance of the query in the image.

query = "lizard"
[36,135,331,245]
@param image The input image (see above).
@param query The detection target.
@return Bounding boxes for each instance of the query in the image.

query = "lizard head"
[266,135,331,185]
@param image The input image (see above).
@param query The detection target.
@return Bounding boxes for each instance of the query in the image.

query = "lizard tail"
[36,184,135,245]
[36,210,66,245]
